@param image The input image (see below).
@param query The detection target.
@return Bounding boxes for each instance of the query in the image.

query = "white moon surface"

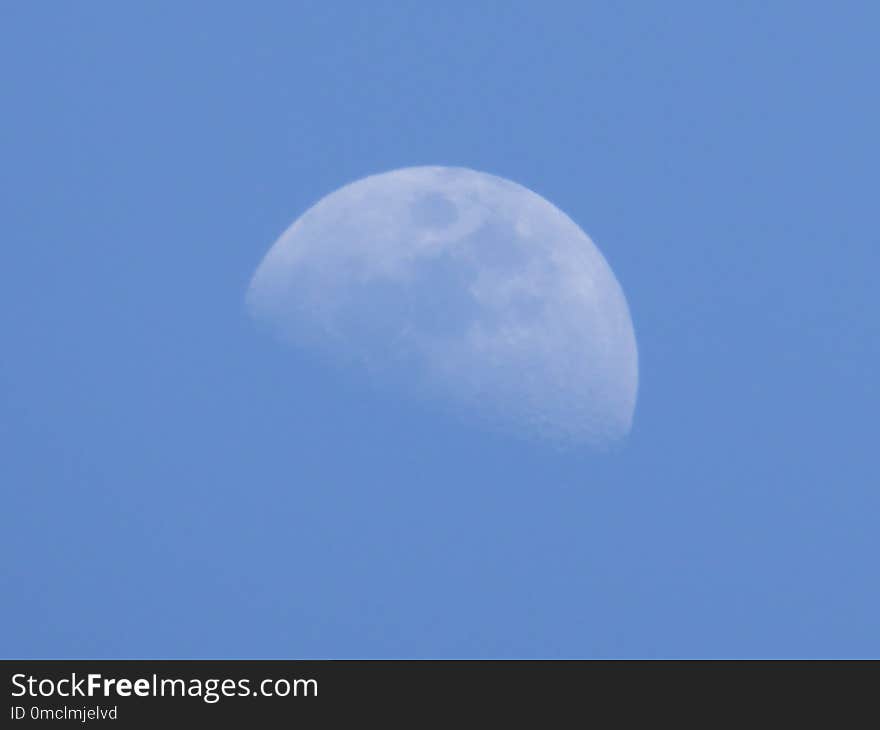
[247,166,638,445]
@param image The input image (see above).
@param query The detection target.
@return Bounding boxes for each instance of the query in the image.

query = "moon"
[247,166,638,445]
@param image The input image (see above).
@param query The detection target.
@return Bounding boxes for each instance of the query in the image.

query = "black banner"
[3,660,874,725]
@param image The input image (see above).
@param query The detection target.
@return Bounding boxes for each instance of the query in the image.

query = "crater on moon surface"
[410,192,458,228]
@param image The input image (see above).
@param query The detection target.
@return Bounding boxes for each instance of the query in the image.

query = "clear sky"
[2,2,878,658]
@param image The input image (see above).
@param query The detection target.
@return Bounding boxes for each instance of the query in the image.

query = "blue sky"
[2,2,878,658]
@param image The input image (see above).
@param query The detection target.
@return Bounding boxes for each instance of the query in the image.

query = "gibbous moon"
[247,166,638,445]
